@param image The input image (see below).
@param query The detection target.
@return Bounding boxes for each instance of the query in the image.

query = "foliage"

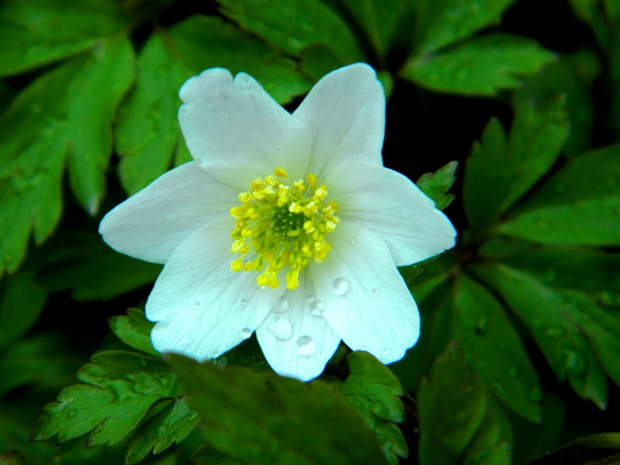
[0,0,619,464]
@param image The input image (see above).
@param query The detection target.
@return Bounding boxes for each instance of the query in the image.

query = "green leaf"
[0,271,47,351]
[0,35,134,276]
[339,352,408,464]
[0,0,131,77]
[116,15,312,194]
[338,0,405,61]
[479,238,620,305]
[109,308,158,357]
[474,264,610,408]
[35,231,162,301]
[191,445,248,465]
[499,144,620,246]
[217,0,365,62]
[514,51,600,158]
[31,351,185,447]
[418,344,511,465]
[167,354,389,465]
[0,333,84,397]
[416,161,458,211]
[463,97,569,235]
[126,397,200,465]
[0,450,26,465]
[414,0,516,54]
[299,43,347,82]
[454,274,542,422]
[402,33,556,96]
[525,433,620,465]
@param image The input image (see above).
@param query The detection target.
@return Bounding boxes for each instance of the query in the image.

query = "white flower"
[99,64,456,381]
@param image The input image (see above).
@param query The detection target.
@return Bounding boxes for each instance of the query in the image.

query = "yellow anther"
[303,221,315,233]
[238,192,252,203]
[268,275,279,288]
[293,179,305,191]
[274,167,288,178]
[231,258,243,272]
[313,185,327,201]
[243,262,255,271]
[289,202,303,214]
[307,173,317,187]
[251,178,264,191]
[286,269,300,290]
[230,207,244,218]
[265,175,277,186]
[257,274,269,286]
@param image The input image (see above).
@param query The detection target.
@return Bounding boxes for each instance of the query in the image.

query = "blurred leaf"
[474,264,610,409]
[31,351,185,447]
[338,0,405,60]
[414,0,516,54]
[464,97,569,235]
[191,445,248,464]
[109,308,158,356]
[0,271,47,351]
[402,33,556,96]
[217,0,364,62]
[499,144,620,246]
[480,239,620,306]
[339,352,407,464]
[525,432,620,465]
[299,43,347,81]
[514,51,600,158]
[416,161,458,211]
[0,413,56,464]
[116,15,312,195]
[568,0,613,47]
[0,0,131,77]
[454,274,542,422]
[0,35,134,276]
[0,450,26,465]
[418,343,512,465]
[0,80,16,115]
[126,397,200,465]
[0,333,84,397]
[168,354,389,465]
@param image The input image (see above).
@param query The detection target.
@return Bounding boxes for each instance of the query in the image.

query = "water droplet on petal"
[309,300,325,315]
[382,348,390,356]
[216,270,222,276]
[372,288,379,296]
[331,278,349,296]
[211,351,220,358]
[193,301,201,308]
[289,359,297,366]
[241,328,252,339]
[350,237,357,245]
[296,336,316,356]
[241,299,247,306]
[272,318,293,341]
[273,296,290,313]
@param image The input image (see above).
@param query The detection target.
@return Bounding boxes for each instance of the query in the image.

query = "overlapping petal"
[310,221,421,364]
[326,162,457,266]
[147,217,279,359]
[99,162,237,264]
[178,68,312,188]
[255,272,341,381]
[293,64,385,180]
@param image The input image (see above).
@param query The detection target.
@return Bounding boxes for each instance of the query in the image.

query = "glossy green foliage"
[339,352,407,464]
[0,35,134,275]
[418,344,512,465]
[31,351,185,447]
[416,161,458,211]
[109,308,158,356]
[168,354,389,465]
[403,34,556,96]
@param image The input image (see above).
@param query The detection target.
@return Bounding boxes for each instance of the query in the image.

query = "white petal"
[146,217,279,359]
[326,162,456,266]
[178,68,312,188]
[99,162,237,264]
[292,63,385,180]
[255,272,341,381]
[310,221,420,364]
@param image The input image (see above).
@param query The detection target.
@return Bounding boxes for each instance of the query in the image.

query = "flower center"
[229,168,339,290]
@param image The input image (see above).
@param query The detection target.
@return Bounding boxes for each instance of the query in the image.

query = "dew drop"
[273,318,293,341]
[139,357,147,366]
[492,382,507,395]
[193,301,201,308]
[529,386,543,402]
[273,296,290,313]
[475,317,488,335]
[296,335,316,356]
[508,367,519,378]
[382,348,390,356]
[158,425,167,437]
[211,351,220,358]
[289,359,297,367]
[350,237,358,245]
[308,300,326,315]
[241,328,252,339]
[67,409,77,418]
[331,278,349,296]
[372,288,380,296]
[241,298,247,306]
[216,270,222,276]
[545,326,563,339]
[304,293,315,305]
